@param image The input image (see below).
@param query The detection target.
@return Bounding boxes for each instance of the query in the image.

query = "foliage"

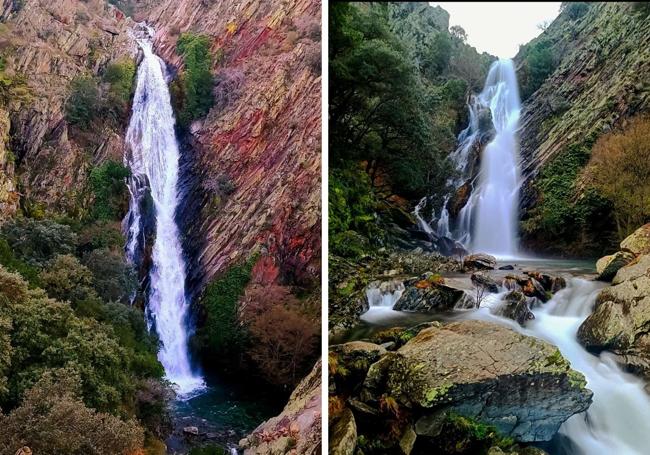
[104,58,136,121]
[519,39,556,100]
[0,238,41,286]
[1,218,77,267]
[175,33,214,125]
[244,285,319,387]
[66,76,101,129]
[39,254,102,312]
[188,446,227,455]
[77,219,125,252]
[0,56,30,107]
[89,160,130,221]
[583,116,650,240]
[561,2,591,20]
[135,378,174,439]
[83,248,137,303]
[0,367,144,455]
[195,257,256,358]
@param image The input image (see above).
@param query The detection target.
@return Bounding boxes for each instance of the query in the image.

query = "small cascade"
[435,59,522,257]
[124,25,204,395]
[360,281,407,325]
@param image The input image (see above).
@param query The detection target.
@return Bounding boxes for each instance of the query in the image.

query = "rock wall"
[516,2,650,210]
[142,0,321,289]
[0,0,137,216]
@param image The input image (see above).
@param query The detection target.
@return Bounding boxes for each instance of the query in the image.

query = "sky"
[430,2,562,58]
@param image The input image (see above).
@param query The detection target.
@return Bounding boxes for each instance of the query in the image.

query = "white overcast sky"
[430,2,562,58]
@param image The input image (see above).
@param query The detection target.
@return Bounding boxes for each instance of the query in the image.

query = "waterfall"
[124,26,205,395]
[436,59,521,257]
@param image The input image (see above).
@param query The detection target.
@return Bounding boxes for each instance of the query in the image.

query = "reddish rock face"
[145,0,321,288]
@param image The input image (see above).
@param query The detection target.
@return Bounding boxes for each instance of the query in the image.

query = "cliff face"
[517,3,650,211]
[143,0,321,289]
[1,0,137,216]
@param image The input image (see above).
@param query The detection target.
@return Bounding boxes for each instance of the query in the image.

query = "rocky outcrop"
[1,0,137,216]
[393,275,464,313]
[0,110,17,221]
[330,321,592,453]
[619,223,650,256]
[496,291,536,326]
[595,224,650,281]
[240,359,321,455]
[138,0,321,291]
[578,254,650,376]
[517,3,650,212]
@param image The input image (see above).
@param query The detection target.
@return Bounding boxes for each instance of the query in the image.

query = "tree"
[450,25,467,42]
[83,248,137,303]
[1,218,77,267]
[66,76,101,129]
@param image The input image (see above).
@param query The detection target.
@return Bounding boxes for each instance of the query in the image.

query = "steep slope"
[1,0,137,216]
[141,0,321,290]
[515,2,650,254]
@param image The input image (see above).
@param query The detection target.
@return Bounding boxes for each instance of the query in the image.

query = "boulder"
[183,426,199,436]
[240,360,321,455]
[362,320,592,442]
[471,271,500,293]
[497,291,535,326]
[329,342,386,393]
[620,223,650,256]
[596,250,635,281]
[463,253,497,270]
[330,408,356,455]
[499,265,515,270]
[393,280,464,313]
[578,255,650,376]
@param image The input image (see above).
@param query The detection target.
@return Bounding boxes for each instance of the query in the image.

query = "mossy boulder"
[463,253,497,271]
[393,277,464,313]
[620,223,650,256]
[330,408,356,455]
[361,320,592,442]
[596,250,635,281]
[497,291,536,326]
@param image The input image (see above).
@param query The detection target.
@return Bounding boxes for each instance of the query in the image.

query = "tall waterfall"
[435,59,521,257]
[124,27,204,395]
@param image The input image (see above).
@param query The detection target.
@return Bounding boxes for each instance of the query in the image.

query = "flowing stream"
[432,59,521,257]
[124,27,204,395]
[349,264,650,455]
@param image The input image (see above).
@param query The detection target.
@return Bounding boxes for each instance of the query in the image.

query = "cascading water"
[124,26,204,395]
[474,278,650,454]
[434,59,521,257]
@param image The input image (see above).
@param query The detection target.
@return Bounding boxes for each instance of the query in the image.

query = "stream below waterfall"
[335,259,650,455]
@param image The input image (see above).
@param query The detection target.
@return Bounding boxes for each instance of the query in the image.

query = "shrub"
[583,116,650,240]
[213,68,244,111]
[0,367,144,455]
[66,76,101,129]
[0,238,41,286]
[83,248,137,303]
[77,219,125,252]
[1,218,77,267]
[0,56,30,107]
[134,378,174,438]
[245,285,319,387]
[89,160,130,221]
[561,2,590,20]
[39,254,101,311]
[195,257,256,358]
[104,58,136,121]
[176,33,214,125]
[520,39,556,100]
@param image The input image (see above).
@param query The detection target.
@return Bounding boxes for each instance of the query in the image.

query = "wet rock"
[183,426,199,436]
[240,360,321,455]
[578,255,650,376]
[471,271,500,293]
[393,279,464,313]
[463,253,497,270]
[399,425,417,454]
[330,342,386,393]
[497,291,535,326]
[363,320,592,442]
[596,250,635,281]
[499,264,515,270]
[330,408,356,455]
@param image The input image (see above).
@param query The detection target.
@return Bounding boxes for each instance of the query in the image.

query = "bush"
[66,76,101,129]
[583,116,650,240]
[195,257,256,358]
[83,248,137,303]
[39,254,101,311]
[134,378,174,438]
[0,367,144,455]
[176,33,214,125]
[89,160,130,221]
[245,285,319,387]
[0,238,41,286]
[0,56,30,107]
[561,2,590,20]
[104,58,136,121]
[521,39,556,100]
[1,218,77,267]
[77,219,125,252]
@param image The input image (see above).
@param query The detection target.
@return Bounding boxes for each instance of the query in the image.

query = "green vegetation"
[1,218,77,267]
[103,58,136,121]
[188,446,228,455]
[65,76,101,129]
[174,32,214,126]
[195,257,256,358]
[0,55,30,106]
[89,160,130,221]
[519,39,556,100]
[329,2,491,254]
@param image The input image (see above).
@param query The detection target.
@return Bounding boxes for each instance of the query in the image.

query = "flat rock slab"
[363,320,592,442]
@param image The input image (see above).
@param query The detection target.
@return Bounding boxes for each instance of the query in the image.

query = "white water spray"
[124,27,204,395]
[435,59,521,257]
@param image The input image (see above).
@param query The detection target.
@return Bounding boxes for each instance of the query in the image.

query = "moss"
[568,369,587,389]
[175,32,214,126]
[423,381,453,406]
[445,413,516,451]
[544,348,568,369]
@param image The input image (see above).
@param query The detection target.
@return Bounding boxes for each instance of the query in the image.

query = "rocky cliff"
[0,0,137,216]
[138,0,321,290]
